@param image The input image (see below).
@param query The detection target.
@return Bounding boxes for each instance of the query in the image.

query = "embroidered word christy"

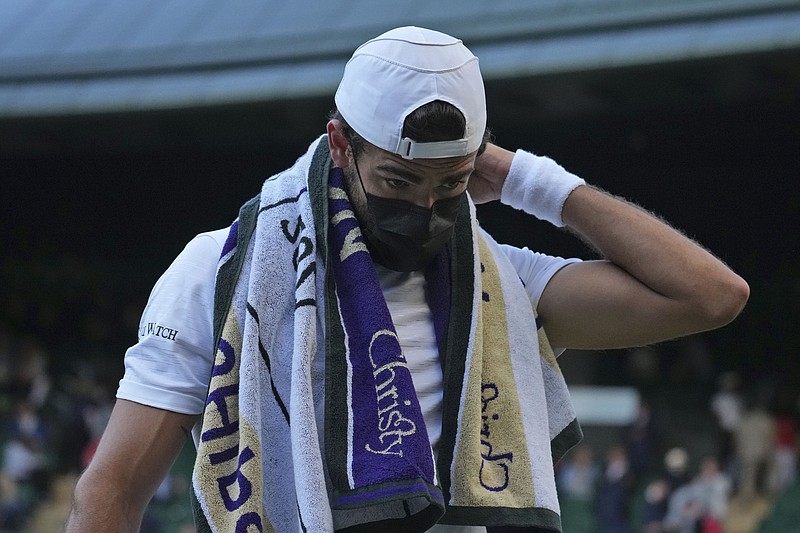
[479,383,513,492]
[365,330,418,457]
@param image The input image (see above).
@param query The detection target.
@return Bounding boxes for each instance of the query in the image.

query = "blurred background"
[1,1,798,531]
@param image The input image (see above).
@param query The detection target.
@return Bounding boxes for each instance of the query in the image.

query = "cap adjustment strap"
[399,137,470,160]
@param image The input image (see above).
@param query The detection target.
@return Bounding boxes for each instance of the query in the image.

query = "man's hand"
[467,144,515,204]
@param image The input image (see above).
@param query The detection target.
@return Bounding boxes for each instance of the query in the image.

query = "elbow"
[698,275,750,329]
[67,467,143,532]
[720,275,750,324]
[66,473,95,531]
[68,471,107,528]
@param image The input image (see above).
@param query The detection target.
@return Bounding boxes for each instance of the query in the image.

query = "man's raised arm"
[470,144,749,349]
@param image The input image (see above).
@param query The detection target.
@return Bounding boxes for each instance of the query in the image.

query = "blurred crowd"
[555,371,800,533]
[0,327,115,531]
[1,320,798,532]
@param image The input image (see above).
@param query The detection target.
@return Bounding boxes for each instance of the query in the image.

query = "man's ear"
[327,120,350,168]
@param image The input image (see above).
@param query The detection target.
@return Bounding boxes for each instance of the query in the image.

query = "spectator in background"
[2,399,48,482]
[663,447,692,492]
[660,448,697,533]
[625,397,662,483]
[18,338,51,410]
[1,397,50,529]
[639,447,689,533]
[556,444,600,501]
[0,333,52,418]
[710,371,743,470]
[692,455,731,529]
[641,478,670,533]
[734,398,776,499]
[52,368,99,475]
[662,485,703,533]
[596,445,634,533]
[771,408,798,495]
[662,455,730,533]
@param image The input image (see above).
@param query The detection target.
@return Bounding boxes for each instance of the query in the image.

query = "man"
[65,26,748,532]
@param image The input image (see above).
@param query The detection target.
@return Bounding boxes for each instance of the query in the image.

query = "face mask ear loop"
[346,138,371,203]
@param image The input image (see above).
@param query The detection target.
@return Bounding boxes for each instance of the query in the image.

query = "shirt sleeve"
[498,244,581,310]
[116,228,229,415]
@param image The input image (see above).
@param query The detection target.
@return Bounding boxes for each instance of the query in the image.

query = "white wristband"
[500,149,586,227]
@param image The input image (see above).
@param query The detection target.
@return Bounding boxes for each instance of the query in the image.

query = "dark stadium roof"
[1,0,799,116]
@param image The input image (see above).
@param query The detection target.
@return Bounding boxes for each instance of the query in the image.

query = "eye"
[439,179,466,190]
[385,178,410,189]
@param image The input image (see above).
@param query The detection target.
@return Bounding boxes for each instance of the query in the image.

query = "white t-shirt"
[117,228,579,532]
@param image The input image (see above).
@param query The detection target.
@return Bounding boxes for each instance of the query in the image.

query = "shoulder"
[142,227,231,313]
[497,243,581,305]
[179,228,229,261]
[157,228,230,280]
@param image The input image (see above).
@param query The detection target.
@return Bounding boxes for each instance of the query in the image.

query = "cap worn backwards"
[334,26,487,160]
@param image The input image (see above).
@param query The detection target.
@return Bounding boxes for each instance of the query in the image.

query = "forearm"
[561,184,749,326]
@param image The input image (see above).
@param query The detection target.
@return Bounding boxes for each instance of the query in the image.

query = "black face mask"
[361,192,463,272]
[350,149,464,272]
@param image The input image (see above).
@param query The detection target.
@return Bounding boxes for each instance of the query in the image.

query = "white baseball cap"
[334,26,487,160]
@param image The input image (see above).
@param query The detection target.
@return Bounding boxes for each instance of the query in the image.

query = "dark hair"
[329,100,492,157]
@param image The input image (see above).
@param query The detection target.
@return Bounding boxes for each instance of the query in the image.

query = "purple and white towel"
[192,136,582,532]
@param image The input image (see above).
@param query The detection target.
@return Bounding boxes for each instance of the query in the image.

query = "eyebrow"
[374,163,472,185]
